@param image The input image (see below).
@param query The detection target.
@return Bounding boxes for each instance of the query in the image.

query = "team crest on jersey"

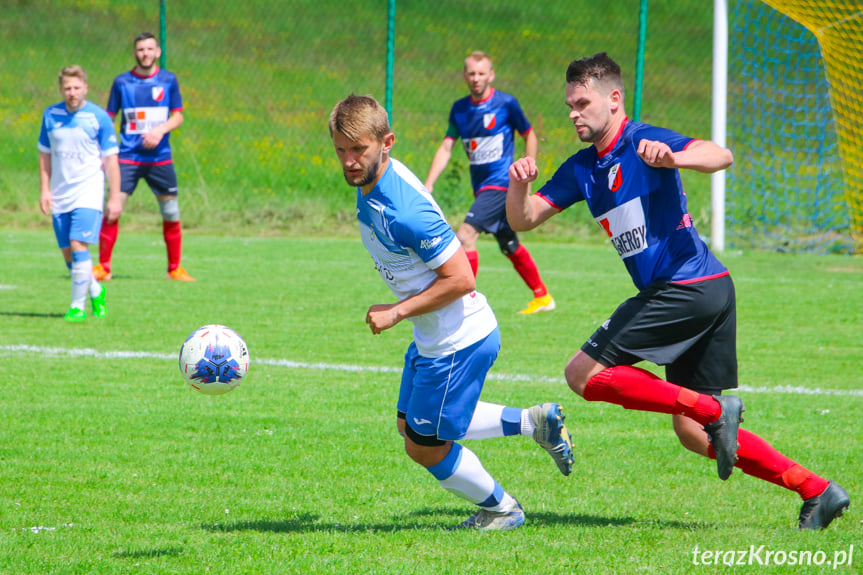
[152,87,165,102]
[608,163,622,192]
[483,113,496,130]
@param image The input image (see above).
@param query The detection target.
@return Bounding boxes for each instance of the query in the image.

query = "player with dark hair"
[425,52,554,315]
[330,93,573,531]
[39,65,120,321]
[506,52,849,530]
[94,31,194,282]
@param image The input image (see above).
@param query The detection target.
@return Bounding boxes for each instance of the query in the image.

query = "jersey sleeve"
[169,75,183,112]
[445,105,459,140]
[632,125,694,153]
[106,78,121,116]
[392,200,459,270]
[507,96,531,135]
[96,109,120,156]
[536,155,585,211]
[37,110,51,153]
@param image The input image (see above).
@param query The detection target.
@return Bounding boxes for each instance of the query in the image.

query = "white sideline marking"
[2,344,862,397]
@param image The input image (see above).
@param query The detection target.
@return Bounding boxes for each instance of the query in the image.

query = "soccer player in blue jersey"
[425,52,554,315]
[329,94,573,531]
[38,66,120,321]
[93,32,194,282]
[506,53,849,530]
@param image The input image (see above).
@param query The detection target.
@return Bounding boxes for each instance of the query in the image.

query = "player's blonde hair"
[464,51,493,71]
[328,94,391,143]
[58,65,87,86]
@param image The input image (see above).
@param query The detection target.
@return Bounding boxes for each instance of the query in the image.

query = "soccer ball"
[179,324,250,395]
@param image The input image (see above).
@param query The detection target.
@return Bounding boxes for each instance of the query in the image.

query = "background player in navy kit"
[425,52,554,315]
[330,94,572,531]
[93,32,194,282]
[506,52,849,530]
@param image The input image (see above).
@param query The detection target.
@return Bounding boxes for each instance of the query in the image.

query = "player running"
[94,32,194,282]
[506,52,849,530]
[425,52,554,315]
[329,94,573,531]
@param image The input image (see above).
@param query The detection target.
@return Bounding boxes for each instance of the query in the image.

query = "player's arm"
[38,152,52,215]
[365,247,475,335]
[142,110,184,149]
[424,137,456,193]
[103,153,122,220]
[637,138,733,173]
[506,156,558,232]
[522,128,538,160]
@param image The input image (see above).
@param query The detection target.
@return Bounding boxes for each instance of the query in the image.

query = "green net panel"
[727,0,862,253]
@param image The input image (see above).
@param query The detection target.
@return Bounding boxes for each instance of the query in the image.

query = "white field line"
[2,344,862,397]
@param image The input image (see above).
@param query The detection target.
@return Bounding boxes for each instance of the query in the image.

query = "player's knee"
[158,198,181,222]
[495,230,519,255]
[565,359,588,396]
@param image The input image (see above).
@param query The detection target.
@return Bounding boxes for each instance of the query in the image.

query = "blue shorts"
[120,162,179,196]
[52,208,103,248]
[397,328,500,443]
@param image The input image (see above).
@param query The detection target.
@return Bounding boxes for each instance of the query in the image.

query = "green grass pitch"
[0,230,861,574]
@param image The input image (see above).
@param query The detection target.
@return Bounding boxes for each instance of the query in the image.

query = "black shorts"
[581,274,738,393]
[463,189,513,237]
[120,162,179,196]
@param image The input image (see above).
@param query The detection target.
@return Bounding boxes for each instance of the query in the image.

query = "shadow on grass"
[0,311,64,318]
[112,546,184,559]
[200,508,706,533]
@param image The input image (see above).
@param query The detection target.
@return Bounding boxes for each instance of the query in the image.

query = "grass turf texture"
[1,230,861,574]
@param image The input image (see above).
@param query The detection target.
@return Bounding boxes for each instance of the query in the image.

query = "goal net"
[726,0,863,253]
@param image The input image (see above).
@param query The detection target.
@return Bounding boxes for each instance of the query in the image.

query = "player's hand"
[637,139,676,168]
[39,190,52,215]
[509,157,538,184]
[105,196,124,224]
[366,304,401,334]
[142,127,165,149]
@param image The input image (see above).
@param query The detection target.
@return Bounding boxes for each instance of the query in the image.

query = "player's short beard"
[345,156,381,188]
[136,55,155,71]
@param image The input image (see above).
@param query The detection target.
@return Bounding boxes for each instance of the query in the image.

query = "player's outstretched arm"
[424,138,455,193]
[637,138,733,173]
[365,247,475,335]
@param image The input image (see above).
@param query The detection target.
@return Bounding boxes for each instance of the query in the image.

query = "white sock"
[520,409,536,437]
[89,275,102,298]
[462,402,504,440]
[437,444,497,503]
[70,258,91,310]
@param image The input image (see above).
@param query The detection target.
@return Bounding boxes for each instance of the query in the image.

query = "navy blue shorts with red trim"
[119,161,179,196]
[581,274,738,393]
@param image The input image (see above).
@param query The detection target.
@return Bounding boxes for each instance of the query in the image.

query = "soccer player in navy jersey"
[330,94,573,531]
[93,32,194,282]
[39,66,120,321]
[506,53,849,530]
[425,52,554,315]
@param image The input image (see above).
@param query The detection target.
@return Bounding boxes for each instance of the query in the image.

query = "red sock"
[466,250,479,277]
[99,217,119,270]
[163,220,182,272]
[584,366,721,424]
[506,244,547,297]
[707,428,829,500]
